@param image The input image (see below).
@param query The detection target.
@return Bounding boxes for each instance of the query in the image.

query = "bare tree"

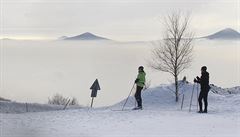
[150,12,194,102]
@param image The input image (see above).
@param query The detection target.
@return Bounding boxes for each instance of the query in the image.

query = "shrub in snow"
[48,94,78,106]
[69,97,78,105]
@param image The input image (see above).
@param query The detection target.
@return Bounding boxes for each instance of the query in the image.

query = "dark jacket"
[196,71,210,92]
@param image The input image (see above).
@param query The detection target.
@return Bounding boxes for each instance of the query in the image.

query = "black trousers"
[135,86,143,107]
[198,91,209,111]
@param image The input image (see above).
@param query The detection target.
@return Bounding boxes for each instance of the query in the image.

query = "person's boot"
[198,110,203,113]
[132,106,143,110]
[198,108,203,113]
[203,108,208,113]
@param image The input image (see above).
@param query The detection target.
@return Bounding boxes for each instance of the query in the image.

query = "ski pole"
[196,84,199,111]
[122,83,135,111]
[189,83,195,112]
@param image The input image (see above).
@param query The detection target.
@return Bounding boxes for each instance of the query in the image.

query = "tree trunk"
[175,75,179,102]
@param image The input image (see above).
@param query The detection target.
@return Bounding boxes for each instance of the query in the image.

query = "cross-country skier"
[194,66,210,113]
[133,66,146,110]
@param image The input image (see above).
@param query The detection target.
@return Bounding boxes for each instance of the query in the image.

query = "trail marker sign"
[90,79,101,107]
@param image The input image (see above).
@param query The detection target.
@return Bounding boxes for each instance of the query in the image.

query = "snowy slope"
[210,84,240,95]
[1,107,239,137]
[1,83,239,137]
[1,82,239,114]
[111,82,240,113]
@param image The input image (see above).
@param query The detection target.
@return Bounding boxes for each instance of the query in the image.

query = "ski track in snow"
[1,108,239,137]
[1,83,240,137]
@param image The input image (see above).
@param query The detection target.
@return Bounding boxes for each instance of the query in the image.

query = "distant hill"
[0,96,11,102]
[203,28,240,40]
[63,32,110,41]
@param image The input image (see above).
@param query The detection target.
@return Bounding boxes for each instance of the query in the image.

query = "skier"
[194,66,210,113]
[133,66,146,110]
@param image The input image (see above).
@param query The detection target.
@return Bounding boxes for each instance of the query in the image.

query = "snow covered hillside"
[1,83,239,137]
[210,84,240,95]
[111,82,240,113]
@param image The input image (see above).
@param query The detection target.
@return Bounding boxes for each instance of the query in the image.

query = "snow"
[112,82,240,114]
[2,109,238,137]
[210,84,240,95]
[1,83,239,137]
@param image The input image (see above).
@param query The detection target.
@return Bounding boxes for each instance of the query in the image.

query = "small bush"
[69,97,78,105]
[48,94,78,106]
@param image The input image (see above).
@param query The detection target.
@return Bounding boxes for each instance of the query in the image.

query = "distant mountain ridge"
[62,32,110,41]
[203,28,240,40]
[62,29,240,41]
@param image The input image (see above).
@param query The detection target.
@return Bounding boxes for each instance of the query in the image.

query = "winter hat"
[201,66,207,71]
[138,66,144,70]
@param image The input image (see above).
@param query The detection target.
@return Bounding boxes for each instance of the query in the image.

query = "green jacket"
[136,71,146,87]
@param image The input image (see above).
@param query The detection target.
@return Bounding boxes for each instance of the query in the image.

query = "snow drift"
[1,83,239,137]
[1,82,239,114]
[111,82,240,113]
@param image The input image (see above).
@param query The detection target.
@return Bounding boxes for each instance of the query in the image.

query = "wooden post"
[90,97,94,108]
[63,99,71,110]
[181,94,185,110]
[25,103,28,112]
[189,83,195,112]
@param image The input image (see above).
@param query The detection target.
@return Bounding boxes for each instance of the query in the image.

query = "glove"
[196,76,200,80]
[135,79,139,83]
[194,78,197,83]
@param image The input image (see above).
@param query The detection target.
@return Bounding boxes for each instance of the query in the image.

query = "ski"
[110,109,133,111]
[132,107,143,110]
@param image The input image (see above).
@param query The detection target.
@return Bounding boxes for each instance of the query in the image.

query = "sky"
[0,0,239,41]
